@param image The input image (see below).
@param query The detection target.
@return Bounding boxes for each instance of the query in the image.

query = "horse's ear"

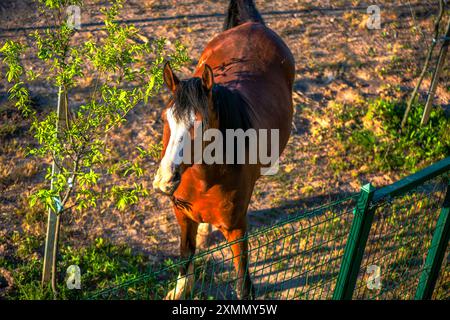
[202,64,214,92]
[163,62,180,93]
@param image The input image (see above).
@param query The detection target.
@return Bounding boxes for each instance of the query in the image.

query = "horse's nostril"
[173,171,181,183]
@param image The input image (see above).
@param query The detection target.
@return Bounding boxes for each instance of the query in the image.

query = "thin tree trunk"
[42,86,68,295]
[421,18,450,126]
[51,214,61,298]
[401,0,445,130]
[42,87,63,288]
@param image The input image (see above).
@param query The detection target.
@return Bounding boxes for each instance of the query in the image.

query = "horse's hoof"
[236,283,255,300]
[164,274,193,300]
[164,288,190,300]
[164,289,177,300]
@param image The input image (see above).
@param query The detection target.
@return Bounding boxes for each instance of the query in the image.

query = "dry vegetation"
[0,0,449,298]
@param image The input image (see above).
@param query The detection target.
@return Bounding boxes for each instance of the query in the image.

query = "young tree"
[0,0,189,295]
[401,0,446,129]
[421,18,450,126]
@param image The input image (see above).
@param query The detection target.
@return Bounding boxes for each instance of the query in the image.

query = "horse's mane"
[213,84,252,133]
[172,77,252,132]
[172,77,209,128]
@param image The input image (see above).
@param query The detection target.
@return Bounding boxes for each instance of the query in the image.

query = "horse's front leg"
[165,210,198,300]
[222,227,255,300]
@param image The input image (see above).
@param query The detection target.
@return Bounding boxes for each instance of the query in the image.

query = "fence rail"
[88,157,450,300]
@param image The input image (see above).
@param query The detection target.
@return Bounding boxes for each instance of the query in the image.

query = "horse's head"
[153,62,217,196]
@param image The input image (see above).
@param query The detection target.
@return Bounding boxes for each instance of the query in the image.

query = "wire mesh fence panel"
[432,247,449,300]
[248,197,356,300]
[88,159,450,300]
[352,176,448,300]
[88,196,358,300]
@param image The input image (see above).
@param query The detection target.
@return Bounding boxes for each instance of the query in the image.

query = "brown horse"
[153,0,295,299]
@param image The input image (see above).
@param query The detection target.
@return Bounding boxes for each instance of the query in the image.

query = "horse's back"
[195,22,295,150]
[196,22,294,89]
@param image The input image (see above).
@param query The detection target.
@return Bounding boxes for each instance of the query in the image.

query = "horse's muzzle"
[153,169,181,196]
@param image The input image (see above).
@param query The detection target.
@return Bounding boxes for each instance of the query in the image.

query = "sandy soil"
[0,0,449,266]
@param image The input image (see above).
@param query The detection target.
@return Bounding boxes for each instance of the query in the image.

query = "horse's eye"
[179,149,183,158]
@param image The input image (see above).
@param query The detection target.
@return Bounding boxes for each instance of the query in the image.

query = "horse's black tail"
[223,0,265,31]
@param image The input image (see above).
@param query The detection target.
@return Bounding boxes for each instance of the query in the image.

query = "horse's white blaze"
[153,107,194,193]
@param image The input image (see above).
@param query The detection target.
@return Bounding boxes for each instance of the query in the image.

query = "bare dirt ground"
[0,0,449,268]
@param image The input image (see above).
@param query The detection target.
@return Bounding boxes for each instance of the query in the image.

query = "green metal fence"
[89,157,450,300]
[333,157,450,300]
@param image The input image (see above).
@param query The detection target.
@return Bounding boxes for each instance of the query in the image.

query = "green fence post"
[333,183,376,300]
[415,182,450,300]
